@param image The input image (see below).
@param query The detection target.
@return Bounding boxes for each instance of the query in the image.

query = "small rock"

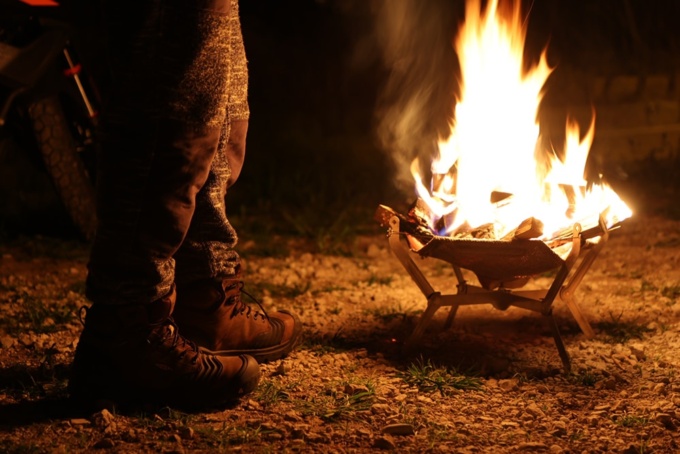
[394,394,407,402]
[92,409,114,428]
[19,334,34,347]
[283,410,302,422]
[500,421,519,428]
[245,399,261,410]
[259,422,277,432]
[629,344,646,361]
[653,383,666,395]
[305,432,328,443]
[656,413,676,430]
[265,432,283,441]
[525,402,546,419]
[344,383,370,395]
[0,335,15,349]
[381,423,415,436]
[373,435,396,450]
[549,445,563,453]
[70,418,91,426]
[550,426,567,437]
[498,378,519,392]
[595,377,616,390]
[371,403,392,416]
[356,427,372,437]
[274,361,289,376]
[245,418,260,428]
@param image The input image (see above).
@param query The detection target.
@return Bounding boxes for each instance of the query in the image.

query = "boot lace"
[150,318,201,365]
[227,282,270,322]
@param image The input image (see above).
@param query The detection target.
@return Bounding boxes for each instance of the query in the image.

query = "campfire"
[376,0,632,370]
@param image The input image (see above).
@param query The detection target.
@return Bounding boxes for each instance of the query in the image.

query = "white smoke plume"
[371,0,461,195]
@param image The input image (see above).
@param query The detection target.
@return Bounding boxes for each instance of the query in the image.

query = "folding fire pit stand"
[385,214,610,371]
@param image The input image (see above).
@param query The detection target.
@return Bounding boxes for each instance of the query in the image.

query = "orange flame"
[413,0,631,239]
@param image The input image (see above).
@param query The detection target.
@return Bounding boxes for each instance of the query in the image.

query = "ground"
[0,209,679,453]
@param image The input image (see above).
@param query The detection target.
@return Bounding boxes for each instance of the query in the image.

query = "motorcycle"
[0,0,98,240]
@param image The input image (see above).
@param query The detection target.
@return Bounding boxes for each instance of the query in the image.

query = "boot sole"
[69,354,260,411]
[202,310,303,363]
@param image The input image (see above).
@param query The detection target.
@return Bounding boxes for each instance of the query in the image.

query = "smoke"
[371,0,462,195]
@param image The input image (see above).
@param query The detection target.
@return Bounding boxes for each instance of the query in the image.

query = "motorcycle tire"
[27,95,97,241]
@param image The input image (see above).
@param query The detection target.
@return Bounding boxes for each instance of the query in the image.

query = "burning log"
[451,222,495,239]
[407,198,435,229]
[502,217,544,240]
[374,205,433,241]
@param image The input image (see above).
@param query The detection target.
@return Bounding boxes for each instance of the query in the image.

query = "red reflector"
[63,64,82,77]
[20,0,59,6]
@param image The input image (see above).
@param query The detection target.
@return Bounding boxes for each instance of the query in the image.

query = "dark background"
[2,0,680,240]
[236,0,680,228]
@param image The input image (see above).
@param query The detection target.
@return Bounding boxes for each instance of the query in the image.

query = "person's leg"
[172,2,301,361]
[69,0,259,409]
[172,118,301,363]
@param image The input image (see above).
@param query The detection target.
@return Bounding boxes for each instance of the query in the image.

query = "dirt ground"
[0,206,679,453]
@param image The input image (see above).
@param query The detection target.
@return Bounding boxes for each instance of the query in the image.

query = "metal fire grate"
[375,204,613,371]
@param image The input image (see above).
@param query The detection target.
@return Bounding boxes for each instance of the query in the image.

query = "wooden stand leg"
[443,304,459,331]
[546,313,571,372]
[405,293,442,348]
[562,294,595,338]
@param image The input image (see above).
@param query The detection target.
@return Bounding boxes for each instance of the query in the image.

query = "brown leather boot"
[68,288,260,410]
[174,278,302,363]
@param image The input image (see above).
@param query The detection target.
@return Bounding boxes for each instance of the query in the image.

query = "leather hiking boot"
[174,278,302,363]
[68,288,260,411]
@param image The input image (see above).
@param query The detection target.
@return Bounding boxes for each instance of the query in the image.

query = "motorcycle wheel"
[27,95,97,241]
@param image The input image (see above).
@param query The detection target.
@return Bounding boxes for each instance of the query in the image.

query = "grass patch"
[640,280,658,292]
[255,378,298,407]
[363,274,393,286]
[1,291,78,334]
[401,356,482,395]
[158,407,196,426]
[597,312,653,344]
[615,414,649,428]
[567,370,599,387]
[195,423,265,449]
[294,379,375,421]
[280,205,360,256]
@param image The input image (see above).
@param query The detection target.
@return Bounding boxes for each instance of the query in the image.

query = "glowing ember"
[412,0,632,240]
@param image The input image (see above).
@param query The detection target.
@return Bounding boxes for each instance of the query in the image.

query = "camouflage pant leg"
[86,0,235,305]
[173,119,242,285]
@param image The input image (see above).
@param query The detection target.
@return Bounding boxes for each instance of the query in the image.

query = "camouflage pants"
[85,0,249,305]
